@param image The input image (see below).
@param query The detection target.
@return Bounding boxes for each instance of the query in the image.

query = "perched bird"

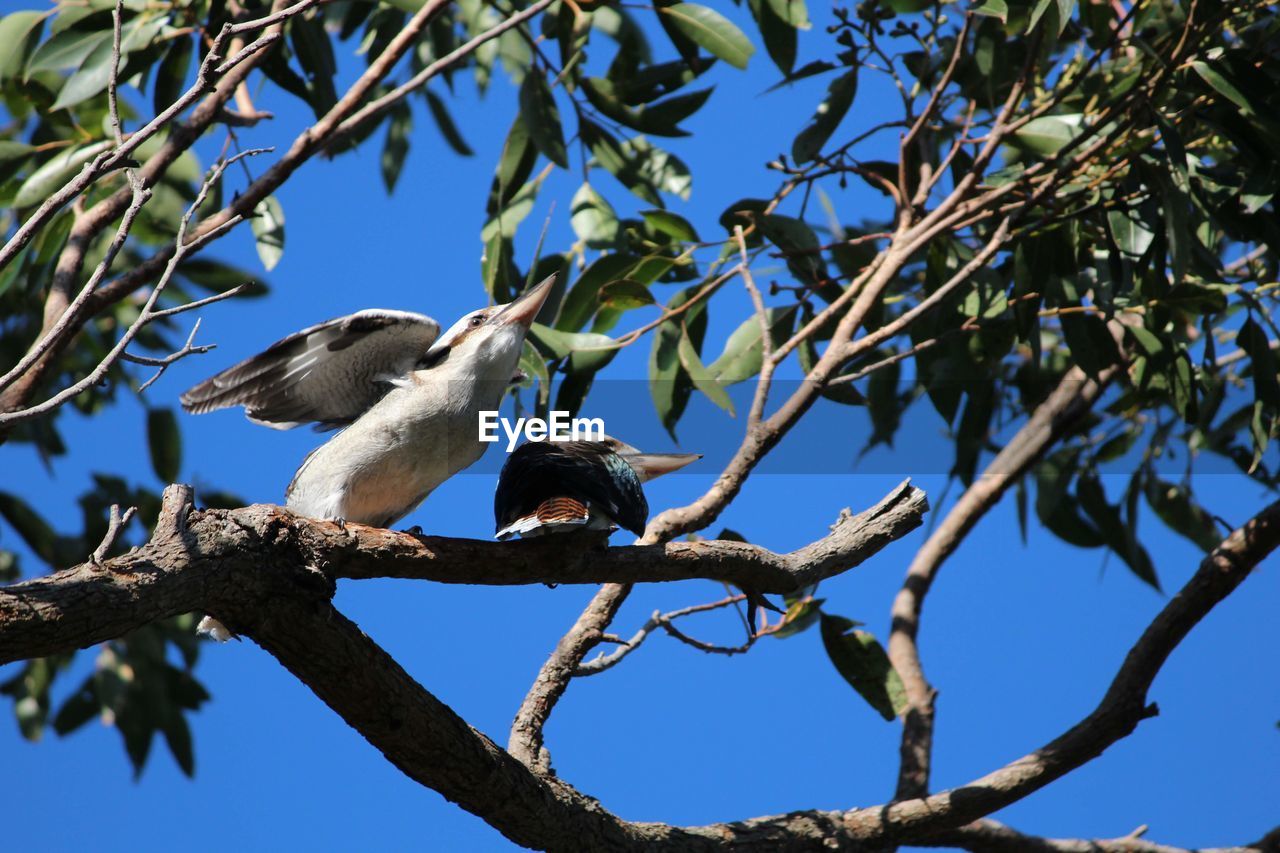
[182,275,553,527]
[494,436,700,539]
[182,276,554,640]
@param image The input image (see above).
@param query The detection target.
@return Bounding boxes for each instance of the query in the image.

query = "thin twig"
[736,226,774,429]
[90,504,137,566]
[122,319,216,392]
[0,150,265,425]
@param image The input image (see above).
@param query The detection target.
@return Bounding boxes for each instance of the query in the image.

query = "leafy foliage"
[1,0,1278,779]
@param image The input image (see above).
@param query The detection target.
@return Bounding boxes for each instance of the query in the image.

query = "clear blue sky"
[1,3,1276,850]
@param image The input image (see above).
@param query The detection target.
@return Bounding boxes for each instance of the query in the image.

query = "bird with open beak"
[182,275,554,528]
[494,436,700,539]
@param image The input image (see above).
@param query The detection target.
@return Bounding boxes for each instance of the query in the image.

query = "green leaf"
[162,713,195,777]
[580,77,711,137]
[768,595,822,639]
[762,59,837,93]
[650,285,707,439]
[599,279,655,310]
[481,179,539,243]
[481,232,516,304]
[489,115,538,215]
[26,27,111,75]
[1059,312,1121,381]
[0,550,18,582]
[791,70,857,164]
[519,71,568,168]
[251,196,286,271]
[517,338,550,398]
[1055,0,1077,28]
[641,209,699,242]
[758,213,826,285]
[527,323,610,362]
[1012,114,1082,156]
[424,89,474,156]
[1107,207,1154,258]
[146,408,181,483]
[1191,60,1256,117]
[1035,451,1105,548]
[380,103,412,194]
[557,254,638,332]
[1144,476,1221,553]
[864,353,902,447]
[747,0,796,76]
[0,492,60,564]
[52,674,99,736]
[177,259,260,295]
[819,615,906,721]
[678,325,734,415]
[291,11,338,117]
[0,11,46,81]
[153,34,193,115]
[13,140,112,209]
[707,306,797,385]
[623,137,692,199]
[1077,471,1160,591]
[1237,318,1280,408]
[658,3,754,70]
[0,140,35,166]
[765,0,809,29]
[973,0,1008,22]
[570,183,619,248]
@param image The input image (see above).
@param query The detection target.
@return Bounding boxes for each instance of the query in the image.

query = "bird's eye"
[469,314,486,328]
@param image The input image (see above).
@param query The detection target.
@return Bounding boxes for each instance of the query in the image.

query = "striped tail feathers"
[496,496,616,540]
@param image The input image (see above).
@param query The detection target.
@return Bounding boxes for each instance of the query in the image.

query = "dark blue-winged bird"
[494,437,700,539]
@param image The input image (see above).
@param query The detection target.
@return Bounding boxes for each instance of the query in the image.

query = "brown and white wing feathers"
[180,309,440,430]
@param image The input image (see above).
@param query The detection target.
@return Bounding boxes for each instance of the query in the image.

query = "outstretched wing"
[180,310,440,430]
[494,441,649,537]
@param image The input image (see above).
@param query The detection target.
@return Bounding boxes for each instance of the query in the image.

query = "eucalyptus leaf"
[570,183,619,248]
[251,196,286,271]
[792,70,857,164]
[13,140,112,209]
[819,615,907,721]
[658,3,754,70]
[519,72,568,168]
[678,326,734,415]
[146,408,182,483]
[707,306,796,385]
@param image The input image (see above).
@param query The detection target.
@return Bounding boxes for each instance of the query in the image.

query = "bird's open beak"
[494,274,556,328]
[625,452,702,483]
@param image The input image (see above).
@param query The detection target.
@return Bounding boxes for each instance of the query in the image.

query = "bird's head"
[598,435,702,483]
[422,275,554,383]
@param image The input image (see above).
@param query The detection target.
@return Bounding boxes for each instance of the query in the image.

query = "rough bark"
[0,481,926,666]
[1,485,1275,851]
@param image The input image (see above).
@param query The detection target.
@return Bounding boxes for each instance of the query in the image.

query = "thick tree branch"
[0,482,926,666]
[889,363,1117,799]
[509,581,633,773]
[3,484,1269,851]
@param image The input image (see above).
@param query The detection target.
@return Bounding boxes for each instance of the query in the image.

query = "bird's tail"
[496,496,599,539]
[196,615,234,643]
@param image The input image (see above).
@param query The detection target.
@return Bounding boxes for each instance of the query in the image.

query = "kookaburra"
[493,436,700,539]
[182,275,554,527]
[181,276,554,639]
